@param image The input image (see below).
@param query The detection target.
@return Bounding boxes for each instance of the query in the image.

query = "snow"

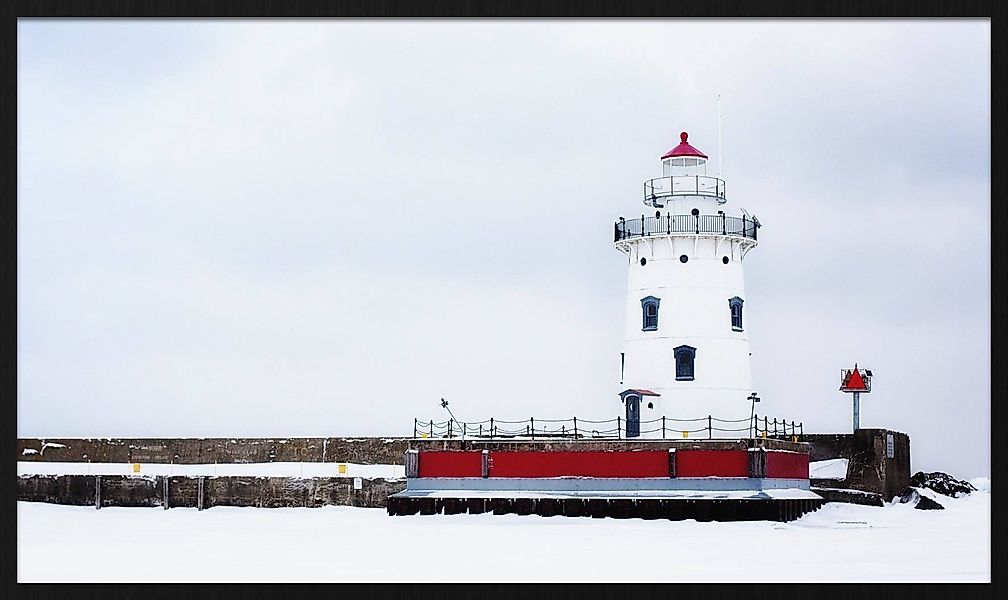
[17,489,989,582]
[18,461,404,480]
[809,458,848,479]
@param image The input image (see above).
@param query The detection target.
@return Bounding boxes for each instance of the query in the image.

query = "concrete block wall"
[798,429,910,501]
[17,437,411,465]
[17,475,407,509]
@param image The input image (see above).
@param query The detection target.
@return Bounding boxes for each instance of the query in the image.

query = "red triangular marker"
[844,363,867,391]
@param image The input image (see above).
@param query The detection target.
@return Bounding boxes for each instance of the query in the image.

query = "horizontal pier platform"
[387,495,824,522]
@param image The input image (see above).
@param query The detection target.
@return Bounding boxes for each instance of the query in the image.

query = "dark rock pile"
[910,471,977,498]
[898,488,945,510]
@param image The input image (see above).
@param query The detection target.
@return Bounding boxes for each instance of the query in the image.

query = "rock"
[910,471,977,498]
[914,495,944,510]
[898,488,920,504]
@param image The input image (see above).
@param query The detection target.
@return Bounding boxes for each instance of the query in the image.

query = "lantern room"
[661,132,709,177]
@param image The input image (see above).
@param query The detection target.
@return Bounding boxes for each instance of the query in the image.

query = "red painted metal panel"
[488,451,670,478]
[765,451,810,479]
[675,450,749,477]
[417,451,483,478]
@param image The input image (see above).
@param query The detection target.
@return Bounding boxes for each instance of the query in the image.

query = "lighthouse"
[614,132,760,437]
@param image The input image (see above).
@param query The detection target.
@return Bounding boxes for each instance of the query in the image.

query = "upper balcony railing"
[644,175,727,205]
[614,213,759,243]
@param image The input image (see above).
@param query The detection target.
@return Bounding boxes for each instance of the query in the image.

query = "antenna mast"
[717,94,723,178]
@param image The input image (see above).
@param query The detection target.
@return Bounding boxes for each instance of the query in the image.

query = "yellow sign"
[132,463,141,473]
[792,435,798,443]
[338,464,347,475]
[762,432,767,439]
[682,431,688,439]
[420,432,428,438]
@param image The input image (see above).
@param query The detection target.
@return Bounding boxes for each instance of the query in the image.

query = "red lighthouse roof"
[661,132,709,160]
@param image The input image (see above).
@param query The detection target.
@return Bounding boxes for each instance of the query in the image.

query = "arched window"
[728,296,744,331]
[640,296,660,331]
[674,345,696,381]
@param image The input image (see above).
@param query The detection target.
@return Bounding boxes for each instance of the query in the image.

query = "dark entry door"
[625,394,641,437]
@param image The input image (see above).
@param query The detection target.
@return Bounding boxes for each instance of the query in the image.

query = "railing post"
[526,424,530,437]
[448,420,452,438]
[667,214,671,234]
[479,424,483,437]
[695,213,700,234]
[791,421,796,437]
[413,418,417,439]
[617,416,621,439]
[708,415,713,439]
[573,417,578,438]
[773,418,778,436]
[530,417,535,440]
[722,213,726,235]
[641,214,646,236]
[695,174,699,194]
[743,214,748,239]
[562,424,566,437]
[490,418,494,438]
[430,420,434,437]
[662,416,666,439]
[799,422,803,436]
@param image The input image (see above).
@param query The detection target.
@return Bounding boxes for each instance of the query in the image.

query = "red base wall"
[765,451,810,479]
[417,451,483,478]
[489,451,669,478]
[673,450,749,478]
[415,449,808,480]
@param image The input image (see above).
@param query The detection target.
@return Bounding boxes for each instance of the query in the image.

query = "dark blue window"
[728,296,744,330]
[641,296,660,331]
[674,345,696,381]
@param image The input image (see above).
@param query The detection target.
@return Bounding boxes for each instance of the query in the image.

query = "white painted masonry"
[615,133,759,434]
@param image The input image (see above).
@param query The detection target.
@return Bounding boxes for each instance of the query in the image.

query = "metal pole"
[617,416,621,439]
[750,402,756,438]
[853,391,860,431]
[430,420,434,437]
[530,417,535,440]
[573,417,578,438]
[413,418,417,439]
[708,415,712,439]
[662,416,666,439]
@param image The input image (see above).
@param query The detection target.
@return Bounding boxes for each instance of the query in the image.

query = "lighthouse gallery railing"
[614,213,759,243]
[644,175,726,203]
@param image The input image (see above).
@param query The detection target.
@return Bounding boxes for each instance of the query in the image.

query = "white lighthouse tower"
[614,132,760,437]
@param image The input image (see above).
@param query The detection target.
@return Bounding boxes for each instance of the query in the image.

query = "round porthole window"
[640,258,647,266]
[655,211,661,218]
[722,256,730,264]
[680,255,688,263]
[691,208,699,216]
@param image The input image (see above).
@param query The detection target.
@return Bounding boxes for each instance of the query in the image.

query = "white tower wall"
[615,133,760,438]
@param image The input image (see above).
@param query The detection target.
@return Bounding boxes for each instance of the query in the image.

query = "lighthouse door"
[625,395,641,438]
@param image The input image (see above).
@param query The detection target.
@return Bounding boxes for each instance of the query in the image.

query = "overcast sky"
[17,20,990,477]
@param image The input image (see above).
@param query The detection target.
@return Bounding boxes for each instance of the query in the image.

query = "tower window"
[640,296,660,331]
[640,257,647,266]
[674,345,696,381]
[679,255,688,263]
[728,296,744,331]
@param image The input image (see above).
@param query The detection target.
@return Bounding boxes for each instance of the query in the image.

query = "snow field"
[17,488,989,582]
